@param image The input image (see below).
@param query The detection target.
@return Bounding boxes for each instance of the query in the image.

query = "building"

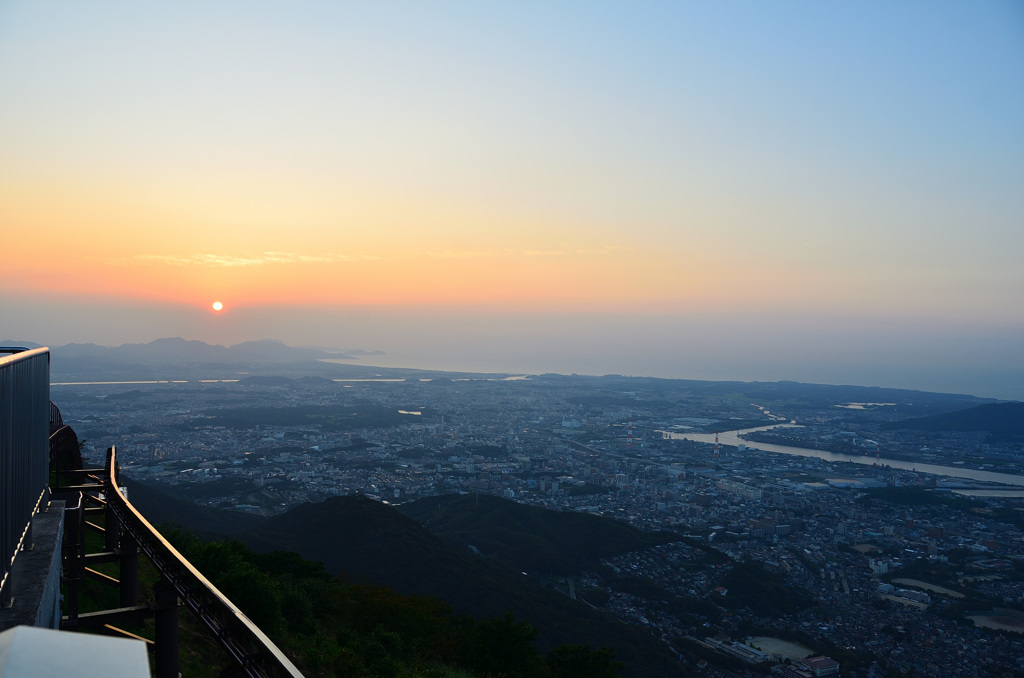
[777,656,841,678]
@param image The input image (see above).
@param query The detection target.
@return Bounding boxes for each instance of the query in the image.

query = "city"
[4,3,1022,676]
[53,368,1024,677]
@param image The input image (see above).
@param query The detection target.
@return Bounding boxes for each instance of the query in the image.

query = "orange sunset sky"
[2,2,1023,399]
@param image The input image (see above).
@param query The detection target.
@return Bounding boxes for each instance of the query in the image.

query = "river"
[661,425,1024,487]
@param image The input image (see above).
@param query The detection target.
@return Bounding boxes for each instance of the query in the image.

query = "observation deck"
[0,347,304,678]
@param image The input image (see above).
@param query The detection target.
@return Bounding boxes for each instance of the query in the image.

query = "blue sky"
[2,1,1022,398]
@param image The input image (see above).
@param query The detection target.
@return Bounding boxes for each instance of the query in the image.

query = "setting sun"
[1,2,1021,401]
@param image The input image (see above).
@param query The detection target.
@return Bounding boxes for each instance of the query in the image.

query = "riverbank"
[661,427,1024,487]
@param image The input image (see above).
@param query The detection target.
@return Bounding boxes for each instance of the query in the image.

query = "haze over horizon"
[3,2,1022,400]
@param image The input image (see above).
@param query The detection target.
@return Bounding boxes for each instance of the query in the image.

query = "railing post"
[154,579,179,678]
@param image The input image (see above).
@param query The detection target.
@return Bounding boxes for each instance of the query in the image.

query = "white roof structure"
[0,626,149,678]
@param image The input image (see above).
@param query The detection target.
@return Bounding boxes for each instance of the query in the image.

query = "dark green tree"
[461,612,545,678]
[547,644,623,678]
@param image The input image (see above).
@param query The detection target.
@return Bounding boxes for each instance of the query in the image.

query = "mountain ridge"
[55,337,363,363]
[125,481,684,677]
[10,337,1013,403]
[882,401,1024,441]
[398,493,679,574]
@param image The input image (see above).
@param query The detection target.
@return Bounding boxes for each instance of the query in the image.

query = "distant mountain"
[45,337,514,383]
[55,342,120,359]
[881,401,1024,441]
[399,493,678,574]
[0,340,45,350]
[525,374,999,420]
[10,337,387,367]
[36,337,1011,409]
[55,337,349,364]
[45,337,404,382]
[118,337,234,362]
[583,375,999,417]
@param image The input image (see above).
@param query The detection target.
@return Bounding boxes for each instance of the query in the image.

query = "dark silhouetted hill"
[124,478,264,538]
[55,337,348,364]
[122,482,686,675]
[241,495,485,597]
[398,493,678,573]
[881,402,1024,441]
[238,494,683,677]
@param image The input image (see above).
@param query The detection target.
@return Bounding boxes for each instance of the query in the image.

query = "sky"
[2,2,1023,399]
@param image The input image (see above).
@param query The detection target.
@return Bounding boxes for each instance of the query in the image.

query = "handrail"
[104,446,304,678]
[0,346,51,607]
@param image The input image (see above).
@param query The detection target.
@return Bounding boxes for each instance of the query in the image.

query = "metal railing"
[103,446,305,678]
[0,347,51,607]
[0,344,301,675]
